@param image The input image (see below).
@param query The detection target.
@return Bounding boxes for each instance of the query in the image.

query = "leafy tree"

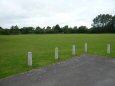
[112,15,115,32]
[45,26,53,33]
[78,26,88,33]
[71,26,78,33]
[53,24,62,33]
[0,26,3,34]
[1,29,10,35]
[10,25,20,34]
[42,27,46,33]
[35,26,44,34]
[92,14,112,28]
[62,25,69,33]
[0,26,2,30]
[106,15,115,33]
[20,27,34,34]
[91,14,115,33]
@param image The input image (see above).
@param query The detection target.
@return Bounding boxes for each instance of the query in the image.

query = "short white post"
[72,45,76,56]
[55,47,58,61]
[85,42,87,53]
[28,52,32,66]
[107,44,110,54]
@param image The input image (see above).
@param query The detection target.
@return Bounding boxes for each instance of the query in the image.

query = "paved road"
[0,55,115,86]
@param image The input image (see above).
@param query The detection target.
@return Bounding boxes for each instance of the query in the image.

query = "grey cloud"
[0,0,115,28]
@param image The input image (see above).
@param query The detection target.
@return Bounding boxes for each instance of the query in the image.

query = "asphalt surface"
[0,55,115,86]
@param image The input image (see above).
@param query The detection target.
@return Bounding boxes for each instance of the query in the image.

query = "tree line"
[0,14,115,35]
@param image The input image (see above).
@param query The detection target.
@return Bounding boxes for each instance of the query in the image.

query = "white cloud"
[0,0,115,28]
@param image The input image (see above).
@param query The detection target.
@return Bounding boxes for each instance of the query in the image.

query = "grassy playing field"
[0,34,115,79]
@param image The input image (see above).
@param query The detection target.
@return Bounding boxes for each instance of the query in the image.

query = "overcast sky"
[0,0,115,28]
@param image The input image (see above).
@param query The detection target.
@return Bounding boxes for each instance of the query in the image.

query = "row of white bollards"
[27,43,111,66]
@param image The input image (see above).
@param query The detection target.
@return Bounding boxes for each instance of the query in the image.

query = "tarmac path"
[0,55,115,86]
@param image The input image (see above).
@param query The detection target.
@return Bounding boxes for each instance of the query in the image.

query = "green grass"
[0,34,115,79]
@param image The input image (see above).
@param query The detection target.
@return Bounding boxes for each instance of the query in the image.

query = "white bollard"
[72,45,76,56]
[28,52,32,66]
[85,43,87,53]
[107,44,110,54]
[55,47,58,61]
